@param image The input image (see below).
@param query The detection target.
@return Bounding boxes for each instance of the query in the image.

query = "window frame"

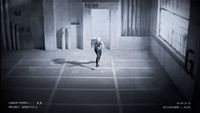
[156,6,189,63]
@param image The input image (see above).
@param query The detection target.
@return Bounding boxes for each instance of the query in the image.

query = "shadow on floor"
[52,59,95,70]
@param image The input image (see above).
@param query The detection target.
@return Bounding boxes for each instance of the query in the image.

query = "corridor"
[1,49,189,113]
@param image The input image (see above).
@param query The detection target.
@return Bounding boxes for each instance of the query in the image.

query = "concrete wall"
[112,0,150,50]
[55,0,83,49]
[30,0,44,49]
[112,36,150,50]
[6,0,150,50]
[83,1,150,50]
[150,37,194,100]
[83,2,119,50]
[150,0,194,100]
[187,0,200,111]
[8,0,83,50]
[9,0,44,49]
[43,0,57,50]
[187,0,200,78]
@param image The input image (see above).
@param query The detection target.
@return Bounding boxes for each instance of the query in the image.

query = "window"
[159,9,189,58]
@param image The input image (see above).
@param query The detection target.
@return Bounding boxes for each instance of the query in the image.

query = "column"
[15,25,20,50]
[11,22,16,50]
[43,0,56,50]
[5,0,12,50]
[61,27,65,50]
[0,0,7,50]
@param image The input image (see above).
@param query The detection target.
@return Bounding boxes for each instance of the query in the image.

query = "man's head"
[97,37,101,42]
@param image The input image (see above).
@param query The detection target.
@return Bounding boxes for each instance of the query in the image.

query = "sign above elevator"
[85,2,99,9]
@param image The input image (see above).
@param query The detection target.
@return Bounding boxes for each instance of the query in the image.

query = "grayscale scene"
[1,0,200,113]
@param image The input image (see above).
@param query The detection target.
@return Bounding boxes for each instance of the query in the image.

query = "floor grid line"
[44,63,66,113]
[3,53,27,81]
[112,59,123,113]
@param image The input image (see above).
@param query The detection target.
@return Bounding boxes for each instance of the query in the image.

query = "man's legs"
[94,49,98,67]
[95,49,102,67]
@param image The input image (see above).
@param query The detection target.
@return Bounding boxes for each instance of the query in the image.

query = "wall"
[30,0,44,49]
[114,36,150,50]
[7,0,83,50]
[9,0,44,49]
[55,0,83,49]
[83,2,119,50]
[83,1,150,50]
[5,0,150,50]
[150,0,194,100]
[43,0,56,50]
[150,37,194,100]
[121,0,151,36]
[112,0,150,50]
[150,0,158,36]
[187,0,200,112]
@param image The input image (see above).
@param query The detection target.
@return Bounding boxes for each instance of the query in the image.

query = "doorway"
[91,9,110,49]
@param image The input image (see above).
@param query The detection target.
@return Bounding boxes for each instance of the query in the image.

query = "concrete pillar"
[0,0,7,50]
[43,0,56,50]
[5,0,12,50]
[65,28,70,49]
[11,22,16,50]
[83,6,92,50]
[15,25,20,50]
[61,27,65,50]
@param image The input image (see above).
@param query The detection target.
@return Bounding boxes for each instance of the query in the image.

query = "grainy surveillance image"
[1,0,200,113]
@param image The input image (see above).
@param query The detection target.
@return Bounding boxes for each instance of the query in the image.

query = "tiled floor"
[1,49,190,113]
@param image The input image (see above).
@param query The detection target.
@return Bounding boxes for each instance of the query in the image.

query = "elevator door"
[91,9,110,49]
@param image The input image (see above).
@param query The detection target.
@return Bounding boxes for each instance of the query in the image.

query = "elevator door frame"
[91,9,110,49]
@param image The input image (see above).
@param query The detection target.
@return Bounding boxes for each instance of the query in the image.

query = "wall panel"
[121,0,152,36]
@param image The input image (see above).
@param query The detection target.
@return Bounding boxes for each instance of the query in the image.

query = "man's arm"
[100,41,105,49]
[91,39,95,48]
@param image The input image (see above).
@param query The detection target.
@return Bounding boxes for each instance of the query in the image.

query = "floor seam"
[3,53,27,81]
[111,59,123,113]
[44,63,66,113]
[1,87,161,91]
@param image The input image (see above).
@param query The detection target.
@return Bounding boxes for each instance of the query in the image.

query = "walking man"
[91,37,104,67]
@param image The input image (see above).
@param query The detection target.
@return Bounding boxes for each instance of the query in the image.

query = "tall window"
[159,8,189,58]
